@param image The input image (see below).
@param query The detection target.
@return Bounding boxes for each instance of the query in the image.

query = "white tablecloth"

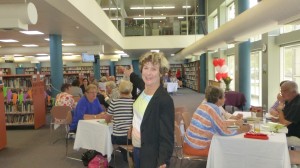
[233,111,252,119]
[166,82,178,93]
[207,133,291,168]
[73,120,113,161]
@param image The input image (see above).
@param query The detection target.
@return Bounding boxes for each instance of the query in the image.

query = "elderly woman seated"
[183,86,251,157]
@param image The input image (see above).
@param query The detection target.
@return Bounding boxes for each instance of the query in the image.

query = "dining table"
[207,111,291,168]
[73,119,113,161]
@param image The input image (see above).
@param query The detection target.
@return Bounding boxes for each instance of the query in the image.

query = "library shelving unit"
[170,64,182,74]
[115,65,129,82]
[0,68,11,75]
[0,72,7,149]
[183,61,200,92]
[100,66,110,77]
[2,74,46,129]
[16,67,36,74]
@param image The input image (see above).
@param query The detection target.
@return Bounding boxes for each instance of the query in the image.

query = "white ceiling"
[0,0,197,59]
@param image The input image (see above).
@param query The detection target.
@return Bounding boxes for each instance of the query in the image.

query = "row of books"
[5,114,34,125]
[3,78,32,88]
[4,102,33,113]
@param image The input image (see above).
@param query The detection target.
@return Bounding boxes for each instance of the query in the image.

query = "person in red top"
[176,68,181,80]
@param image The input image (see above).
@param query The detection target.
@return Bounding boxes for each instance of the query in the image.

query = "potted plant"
[222,76,232,91]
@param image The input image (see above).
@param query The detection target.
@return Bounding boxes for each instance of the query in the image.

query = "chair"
[181,112,193,131]
[50,106,72,144]
[174,123,207,167]
[113,132,134,168]
[289,150,300,165]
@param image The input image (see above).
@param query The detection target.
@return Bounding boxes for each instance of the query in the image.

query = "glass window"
[250,51,262,106]
[249,0,258,8]
[282,45,300,84]
[281,25,300,34]
[213,15,218,30]
[227,55,235,90]
[226,2,235,21]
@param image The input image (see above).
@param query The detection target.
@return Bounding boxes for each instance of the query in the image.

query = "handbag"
[88,154,108,168]
[81,150,100,166]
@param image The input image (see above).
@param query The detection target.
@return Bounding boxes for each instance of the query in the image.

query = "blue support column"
[93,55,100,81]
[110,61,115,76]
[132,60,141,77]
[238,0,251,109]
[200,53,207,93]
[49,34,63,98]
[35,63,41,73]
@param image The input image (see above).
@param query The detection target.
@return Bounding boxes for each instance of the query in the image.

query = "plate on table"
[265,113,279,120]
[261,122,287,133]
[97,119,106,124]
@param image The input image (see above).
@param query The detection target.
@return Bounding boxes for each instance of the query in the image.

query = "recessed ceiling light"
[182,6,191,8]
[22,44,38,47]
[121,54,129,57]
[62,43,76,46]
[14,54,23,57]
[153,6,175,9]
[20,31,44,35]
[102,7,121,10]
[0,39,19,42]
[130,7,152,10]
[114,51,124,54]
[152,17,166,20]
[36,53,48,56]
[110,18,121,21]
[171,54,175,56]
[178,16,184,19]
[151,50,160,53]
[44,38,49,41]
[133,17,151,20]
[63,53,73,55]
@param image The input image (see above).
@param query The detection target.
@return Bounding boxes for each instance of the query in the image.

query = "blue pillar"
[200,53,207,93]
[93,55,100,81]
[132,60,141,77]
[110,61,115,76]
[238,0,251,109]
[35,63,41,73]
[49,34,63,97]
[197,0,206,35]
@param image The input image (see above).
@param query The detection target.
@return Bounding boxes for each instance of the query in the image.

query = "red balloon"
[218,58,225,67]
[215,73,222,81]
[222,73,228,78]
[213,59,219,67]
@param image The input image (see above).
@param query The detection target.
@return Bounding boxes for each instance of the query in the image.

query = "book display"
[183,61,200,92]
[2,74,46,129]
[100,66,110,77]
[0,68,11,75]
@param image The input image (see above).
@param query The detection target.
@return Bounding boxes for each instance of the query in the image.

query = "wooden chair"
[113,131,134,168]
[289,150,300,165]
[50,106,72,144]
[181,112,193,131]
[174,123,207,167]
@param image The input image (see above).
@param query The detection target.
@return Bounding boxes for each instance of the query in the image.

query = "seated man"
[277,81,300,146]
[268,80,287,119]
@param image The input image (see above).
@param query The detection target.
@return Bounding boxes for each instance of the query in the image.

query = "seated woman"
[55,83,76,109]
[183,86,251,157]
[106,80,134,161]
[69,84,106,133]
[70,79,83,97]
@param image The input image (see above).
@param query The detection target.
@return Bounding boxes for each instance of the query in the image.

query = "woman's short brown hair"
[139,52,169,75]
[205,86,224,104]
[118,80,133,96]
[85,84,98,93]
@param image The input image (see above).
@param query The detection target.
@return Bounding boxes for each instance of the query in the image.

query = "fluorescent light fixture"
[153,6,175,9]
[171,54,175,56]
[121,54,129,57]
[24,56,34,58]
[20,31,44,35]
[102,7,120,10]
[36,53,48,56]
[114,50,125,54]
[13,54,23,57]
[152,17,166,20]
[111,58,119,62]
[182,6,191,8]
[150,50,160,53]
[62,43,76,46]
[178,16,184,19]
[63,53,73,55]
[0,39,19,42]
[22,44,38,47]
[130,7,152,10]
[133,17,151,20]
[44,38,49,41]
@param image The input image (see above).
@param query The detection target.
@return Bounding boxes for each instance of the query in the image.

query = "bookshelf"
[115,65,129,82]
[0,74,7,149]
[170,64,182,75]
[16,67,36,75]
[2,74,46,129]
[100,66,110,77]
[183,61,200,92]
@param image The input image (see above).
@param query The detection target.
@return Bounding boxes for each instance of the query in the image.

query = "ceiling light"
[121,54,129,57]
[20,31,44,35]
[153,6,175,9]
[36,53,48,56]
[111,58,119,61]
[133,17,151,20]
[130,7,152,10]
[0,39,19,42]
[182,6,191,8]
[110,18,121,21]
[171,54,175,56]
[152,17,166,20]
[151,50,160,53]
[178,16,184,19]
[14,54,23,57]
[24,56,34,58]
[102,7,121,10]
[22,44,38,47]
[62,43,76,46]
[44,38,49,41]
[63,53,73,55]
[114,50,124,54]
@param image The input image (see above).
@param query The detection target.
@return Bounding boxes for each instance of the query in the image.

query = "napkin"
[244,132,269,140]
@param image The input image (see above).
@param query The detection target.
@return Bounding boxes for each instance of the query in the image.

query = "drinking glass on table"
[254,119,260,133]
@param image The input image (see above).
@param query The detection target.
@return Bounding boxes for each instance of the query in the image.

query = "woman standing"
[80,78,89,94]
[126,52,174,168]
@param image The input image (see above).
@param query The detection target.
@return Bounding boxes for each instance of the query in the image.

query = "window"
[226,2,235,21]
[227,55,235,90]
[213,15,218,30]
[250,51,262,106]
[280,25,300,34]
[249,0,258,8]
[282,45,300,84]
